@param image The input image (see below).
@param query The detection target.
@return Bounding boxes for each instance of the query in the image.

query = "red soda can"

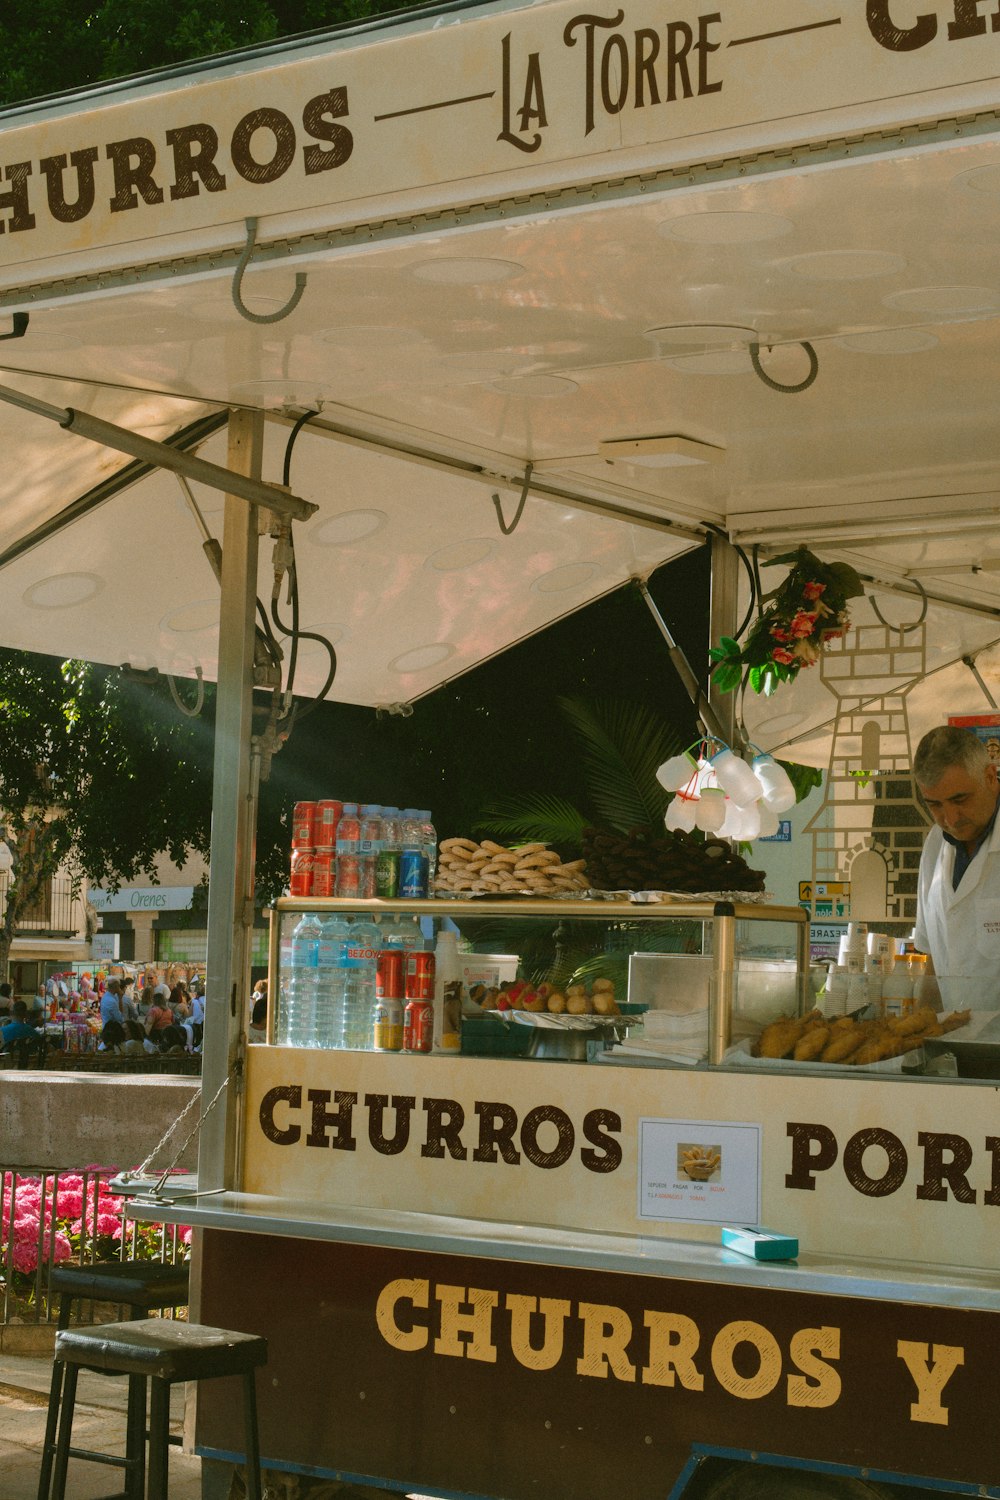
[292,801,316,848]
[314,800,344,851]
[377,947,405,1000]
[403,999,433,1053]
[312,851,336,898]
[290,847,317,897]
[405,950,435,1000]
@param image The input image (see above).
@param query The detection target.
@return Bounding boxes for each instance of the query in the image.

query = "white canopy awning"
[0,0,999,728]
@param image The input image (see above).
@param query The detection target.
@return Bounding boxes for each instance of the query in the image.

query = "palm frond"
[474,794,588,847]
[556,696,682,832]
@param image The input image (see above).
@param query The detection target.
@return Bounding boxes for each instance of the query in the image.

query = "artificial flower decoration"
[709,546,864,696]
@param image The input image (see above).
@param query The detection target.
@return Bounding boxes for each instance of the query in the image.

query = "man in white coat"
[913,725,1000,1006]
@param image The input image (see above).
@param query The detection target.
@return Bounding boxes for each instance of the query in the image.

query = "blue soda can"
[399,849,429,898]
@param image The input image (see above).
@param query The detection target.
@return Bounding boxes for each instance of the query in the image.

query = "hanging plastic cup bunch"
[656,740,796,842]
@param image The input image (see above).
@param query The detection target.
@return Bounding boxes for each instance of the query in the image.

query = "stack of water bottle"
[278,908,426,1050]
[278,912,463,1054]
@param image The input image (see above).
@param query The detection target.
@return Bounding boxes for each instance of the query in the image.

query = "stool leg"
[125,1373,147,1500]
[49,1362,79,1500]
[147,1377,171,1500]
[37,1297,74,1500]
[242,1370,263,1500]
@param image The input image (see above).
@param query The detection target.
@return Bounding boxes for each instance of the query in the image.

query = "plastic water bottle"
[380,807,403,854]
[342,915,381,1049]
[315,913,351,1049]
[335,803,362,897]
[881,953,913,1021]
[359,804,383,899]
[280,912,322,1045]
[384,913,425,951]
[417,810,438,889]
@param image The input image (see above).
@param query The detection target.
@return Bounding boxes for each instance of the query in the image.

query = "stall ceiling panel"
[0,421,693,705]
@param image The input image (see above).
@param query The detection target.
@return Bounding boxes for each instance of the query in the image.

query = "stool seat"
[48,1260,190,1309]
[49,1318,267,1500]
[57,1318,268,1383]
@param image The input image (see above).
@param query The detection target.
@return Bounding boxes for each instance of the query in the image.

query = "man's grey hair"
[914,725,991,786]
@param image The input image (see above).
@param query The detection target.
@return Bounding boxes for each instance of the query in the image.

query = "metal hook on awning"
[869,576,928,633]
[232,218,307,325]
[749,340,818,394]
[0,312,28,342]
[492,462,533,535]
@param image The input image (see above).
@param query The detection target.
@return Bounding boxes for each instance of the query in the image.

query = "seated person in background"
[157,1022,189,1055]
[248,994,268,1044]
[2,1000,42,1051]
[122,1019,159,1057]
[99,1018,126,1053]
[143,989,175,1038]
[0,981,12,1021]
[169,984,195,1049]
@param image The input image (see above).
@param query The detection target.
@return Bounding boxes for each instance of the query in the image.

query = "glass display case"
[267,895,812,1068]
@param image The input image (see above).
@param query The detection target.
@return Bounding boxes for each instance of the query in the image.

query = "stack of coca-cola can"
[290,800,343,896]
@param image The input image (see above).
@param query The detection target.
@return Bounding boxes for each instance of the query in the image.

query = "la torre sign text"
[2,1,999,273]
[89,886,196,914]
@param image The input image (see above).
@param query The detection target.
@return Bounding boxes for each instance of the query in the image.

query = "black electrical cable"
[272,409,339,720]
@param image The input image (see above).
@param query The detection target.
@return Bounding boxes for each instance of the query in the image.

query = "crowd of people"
[0,967,206,1061]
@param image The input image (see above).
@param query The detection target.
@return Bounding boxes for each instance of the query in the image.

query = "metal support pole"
[795,916,812,1016]
[636,579,729,745]
[709,532,741,751]
[709,903,737,1065]
[197,410,264,1199]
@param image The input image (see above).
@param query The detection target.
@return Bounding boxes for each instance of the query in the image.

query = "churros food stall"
[4,1,1000,1494]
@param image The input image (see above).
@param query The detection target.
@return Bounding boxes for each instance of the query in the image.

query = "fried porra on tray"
[752,1008,970,1065]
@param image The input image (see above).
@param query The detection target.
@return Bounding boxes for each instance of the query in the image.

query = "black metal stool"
[38,1260,190,1500]
[50,1318,267,1500]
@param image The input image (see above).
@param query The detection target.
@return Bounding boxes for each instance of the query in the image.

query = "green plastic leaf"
[825,561,865,599]
[713,664,743,694]
[778,759,823,803]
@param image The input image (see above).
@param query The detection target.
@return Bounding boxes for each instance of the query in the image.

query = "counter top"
[126,1188,1000,1310]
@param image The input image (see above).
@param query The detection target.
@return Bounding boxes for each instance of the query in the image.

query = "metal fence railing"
[0,871,85,937]
[1,1166,189,1327]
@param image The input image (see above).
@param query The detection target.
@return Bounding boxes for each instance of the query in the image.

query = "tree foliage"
[0,650,214,973]
[0,0,427,106]
[477,696,683,846]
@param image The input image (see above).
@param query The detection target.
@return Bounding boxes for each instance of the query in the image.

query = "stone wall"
[0,1072,201,1172]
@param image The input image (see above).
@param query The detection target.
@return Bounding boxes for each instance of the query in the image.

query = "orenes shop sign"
[89,885,195,913]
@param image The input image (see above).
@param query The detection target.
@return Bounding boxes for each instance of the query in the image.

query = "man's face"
[918,761,1000,845]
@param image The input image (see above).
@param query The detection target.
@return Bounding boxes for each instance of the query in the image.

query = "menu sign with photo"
[638,1118,761,1225]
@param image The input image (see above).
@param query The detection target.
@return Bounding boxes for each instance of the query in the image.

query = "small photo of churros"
[678,1143,722,1182]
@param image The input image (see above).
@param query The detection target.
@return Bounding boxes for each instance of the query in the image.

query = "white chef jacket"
[914,810,1000,1008]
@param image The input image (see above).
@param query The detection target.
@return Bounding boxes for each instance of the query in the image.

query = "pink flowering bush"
[1,1168,191,1307]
